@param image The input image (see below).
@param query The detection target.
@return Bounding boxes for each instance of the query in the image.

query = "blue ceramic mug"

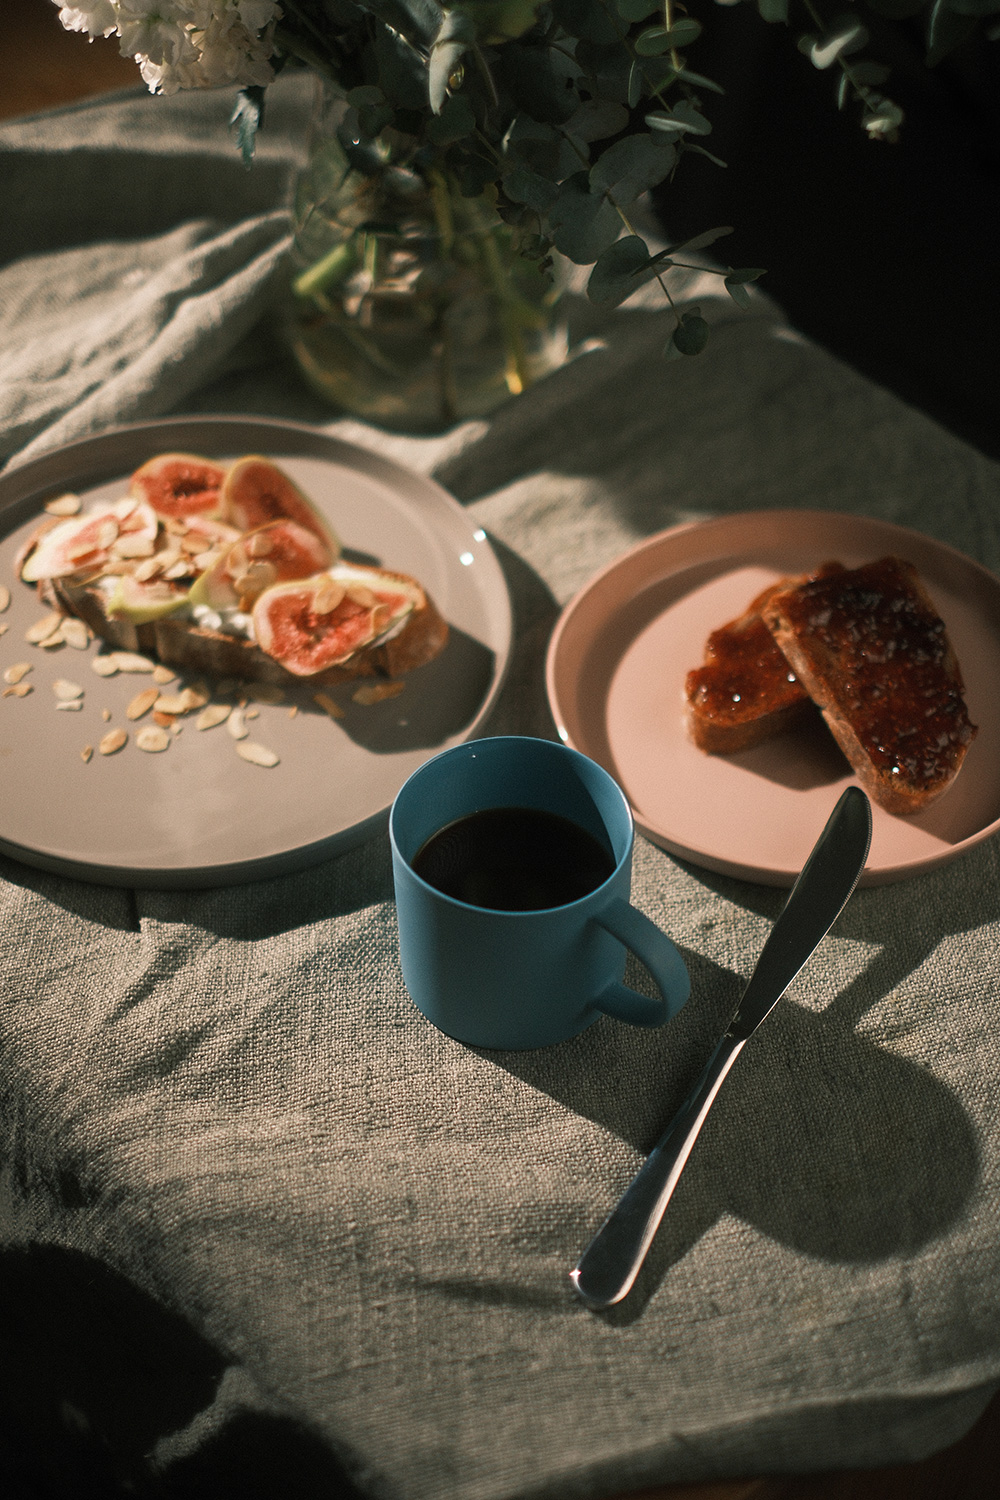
[389,736,690,1049]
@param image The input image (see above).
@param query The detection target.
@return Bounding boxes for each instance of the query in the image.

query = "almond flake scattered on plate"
[80,745,94,762]
[312,691,344,719]
[52,679,84,700]
[0,585,10,612]
[44,493,81,517]
[352,681,405,705]
[99,728,128,755]
[3,662,32,685]
[127,687,159,720]
[152,664,176,684]
[2,683,32,698]
[110,652,156,673]
[56,700,84,712]
[196,703,231,731]
[226,706,248,740]
[25,612,63,644]
[136,726,170,753]
[60,618,90,650]
[236,740,279,768]
[92,655,119,677]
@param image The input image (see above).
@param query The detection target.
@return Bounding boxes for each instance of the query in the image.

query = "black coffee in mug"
[411,806,616,912]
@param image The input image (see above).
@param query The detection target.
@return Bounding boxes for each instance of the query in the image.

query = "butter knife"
[571,785,872,1309]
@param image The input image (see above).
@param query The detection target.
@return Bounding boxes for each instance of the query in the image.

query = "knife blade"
[571,785,872,1309]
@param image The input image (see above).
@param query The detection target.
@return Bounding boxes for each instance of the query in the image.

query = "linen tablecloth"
[3,75,1000,1500]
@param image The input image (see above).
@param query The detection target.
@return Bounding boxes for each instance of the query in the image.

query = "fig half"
[252,567,421,676]
[130,453,227,520]
[220,457,340,555]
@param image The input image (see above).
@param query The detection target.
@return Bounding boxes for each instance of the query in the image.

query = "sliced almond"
[25,612,63,644]
[248,682,285,705]
[45,493,82,517]
[52,679,84,700]
[244,706,259,720]
[226,706,248,740]
[99,728,127,755]
[152,664,177,684]
[0,624,7,635]
[181,533,210,555]
[60,618,90,650]
[246,531,273,557]
[287,705,298,719]
[312,690,344,720]
[113,535,155,559]
[92,655,119,677]
[153,693,190,716]
[126,687,159,720]
[152,711,176,728]
[196,703,231,731]
[55,700,83,712]
[346,583,377,609]
[236,740,279,768]
[191,550,220,571]
[3,662,32,685]
[181,683,210,710]
[132,556,163,583]
[313,578,346,615]
[38,631,66,650]
[2,683,32,698]
[136,725,170,753]
[353,681,405,706]
[81,745,93,762]
[101,709,112,721]
[163,559,194,581]
[0,584,10,612]
[110,652,155,673]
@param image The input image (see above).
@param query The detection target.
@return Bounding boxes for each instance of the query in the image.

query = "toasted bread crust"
[48,573,449,686]
[762,556,976,814]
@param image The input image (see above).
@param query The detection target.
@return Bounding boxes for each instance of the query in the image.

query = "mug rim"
[389,735,634,917]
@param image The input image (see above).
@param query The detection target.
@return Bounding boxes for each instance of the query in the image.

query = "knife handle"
[570,1033,746,1309]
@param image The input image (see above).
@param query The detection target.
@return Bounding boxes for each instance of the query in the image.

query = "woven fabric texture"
[2,73,1000,1500]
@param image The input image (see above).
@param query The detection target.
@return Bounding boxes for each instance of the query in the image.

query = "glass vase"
[284,80,569,433]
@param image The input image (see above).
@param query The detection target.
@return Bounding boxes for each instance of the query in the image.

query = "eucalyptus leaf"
[590,133,678,201]
[927,0,980,60]
[357,0,443,48]
[503,164,560,210]
[587,234,663,307]
[549,172,623,262]
[646,99,713,136]
[494,43,580,123]
[682,142,728,168]
[665,225,734,254]
[634,27,673,55]
[429,10,476,113]
[616,0,661,17]
[564,99,631,143]
[756,0,789,21]
[671,310,710,356]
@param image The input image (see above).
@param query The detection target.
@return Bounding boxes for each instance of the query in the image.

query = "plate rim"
[0,415,512,888]
[545,508,1000,887]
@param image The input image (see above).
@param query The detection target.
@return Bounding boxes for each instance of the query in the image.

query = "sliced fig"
[252,566,420,677]
[220,457,340,555]
[130,453,227,520]
[20,507,121,584]
[188,519,336,614]
[105,572,190,625]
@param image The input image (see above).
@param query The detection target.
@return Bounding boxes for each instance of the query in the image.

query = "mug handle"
[592,897,690,1028]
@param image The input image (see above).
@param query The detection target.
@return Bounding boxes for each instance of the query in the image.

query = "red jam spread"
[686,595,806,730]
[773,556,976,784]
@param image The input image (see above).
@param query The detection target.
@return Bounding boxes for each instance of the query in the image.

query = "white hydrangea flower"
[53,0,117,38]
[53,0,281,95]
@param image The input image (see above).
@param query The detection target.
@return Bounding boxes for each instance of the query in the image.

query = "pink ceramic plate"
[545,510,1000,886]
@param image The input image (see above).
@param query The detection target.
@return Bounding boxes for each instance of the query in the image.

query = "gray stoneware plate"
[546,509,1000,886]
[0,417,511,887]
